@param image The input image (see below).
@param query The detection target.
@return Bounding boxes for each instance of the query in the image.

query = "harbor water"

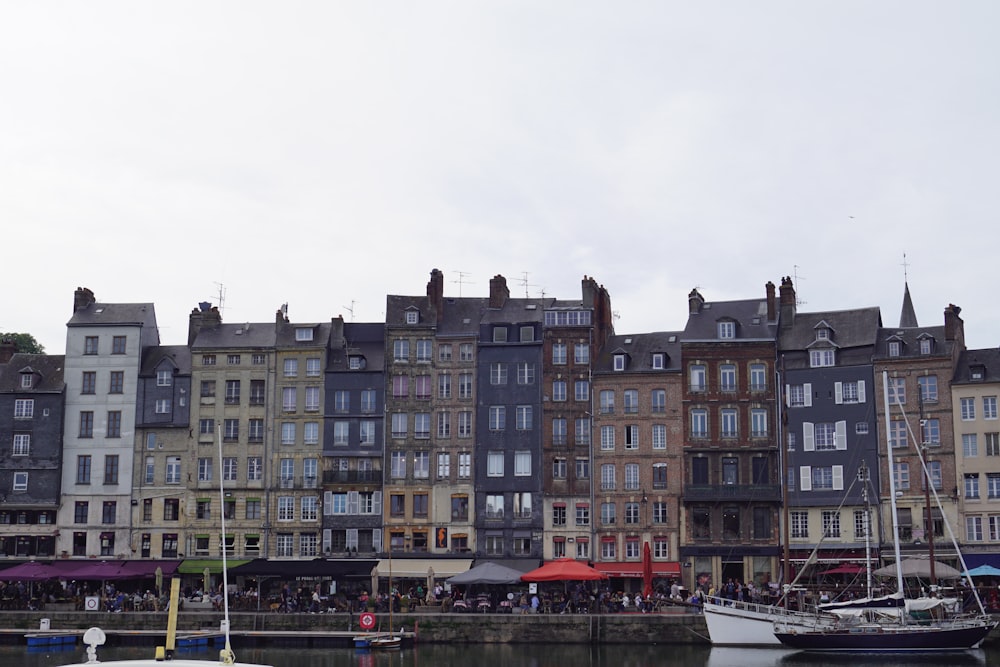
[4,643,999,667]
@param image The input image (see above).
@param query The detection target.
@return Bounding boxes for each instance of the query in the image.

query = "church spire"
[899,281,918,328]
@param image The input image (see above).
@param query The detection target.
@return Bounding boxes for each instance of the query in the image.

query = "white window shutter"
[348,490,360,515]
[833,465,844,490]
[373,490,382,515]
[803,383,813,407]
[322,529,332,552]
[347,528,359,550]
[835,421,848,450]
[800,466,812,491]
[834,382,843,404]
[857,381,866,403]
[785,384,791,406]
[803,422,815,451]
[373,528,383,552]
[324,491,333,516]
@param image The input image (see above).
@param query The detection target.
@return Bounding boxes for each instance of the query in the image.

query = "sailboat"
[773,372,997,652]
[354,547,402,650]
[59,428,274,667]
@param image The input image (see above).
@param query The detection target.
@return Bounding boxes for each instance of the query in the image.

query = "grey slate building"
[0,347,65,558]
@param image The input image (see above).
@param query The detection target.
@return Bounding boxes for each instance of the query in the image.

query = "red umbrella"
[521,558,608,582]
[642,542,654,597]
[824,563,867,576]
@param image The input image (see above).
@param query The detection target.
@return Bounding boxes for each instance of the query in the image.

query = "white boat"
[703,595,836,646]
[61,428,274,667]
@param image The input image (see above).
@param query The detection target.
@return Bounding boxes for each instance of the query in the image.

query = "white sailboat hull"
[703,597,832,646]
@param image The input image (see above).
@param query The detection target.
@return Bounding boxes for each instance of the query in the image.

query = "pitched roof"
[683,298,777,341]
[778,307,882,352]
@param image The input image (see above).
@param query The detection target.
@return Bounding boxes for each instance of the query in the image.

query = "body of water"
[5,642,999,667]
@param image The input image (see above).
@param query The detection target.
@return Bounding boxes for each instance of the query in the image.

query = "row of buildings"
[1,270,998,591]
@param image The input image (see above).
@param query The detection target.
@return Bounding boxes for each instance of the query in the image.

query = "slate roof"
[190,321,277,349]
[682,297,777,341]
[953,348,1000,384]
[67,301,157,328]
[275,321,331,347]
[0,353,65,392]
[329,322,386,369]
[593,331,683,374]
[479,297,546,324]
[778,307,882,352]
[139,345,191,376]
[874,324,952,359]
[437,297,488,337]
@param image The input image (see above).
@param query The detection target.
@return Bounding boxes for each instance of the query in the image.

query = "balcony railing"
[683,484,781,502]
[323,470,380,484]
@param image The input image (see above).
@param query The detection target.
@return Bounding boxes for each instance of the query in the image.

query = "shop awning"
[471,558,541,573]
[593,561,681,578]
[177,559,250,574]
[374,558,473,579]
[229,558,377,578]
[962,553,1000,570]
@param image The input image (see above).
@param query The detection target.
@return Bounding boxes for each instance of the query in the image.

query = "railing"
[683,484,781,502]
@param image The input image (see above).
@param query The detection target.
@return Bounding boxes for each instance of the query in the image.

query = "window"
[622,389,639,414]
[360,389,376,413]
[600,425,615,451]
[889,419,907,448]
[836,380,865,404]
[691,508,710,539]
[84,336,99,355]
[718,321,735,339]
[489,406,505,431]
[437,343,452,361]
[690,409,707,438]
[332,421,349,446]
[393,339,410,362]
[412,493,428,518]
[624,424,638,449]
[552,343,567,365]
[919,338,932,354]
[12,472,27,492]
[12,434,30,456]
[283,358,298,378]
[810,466,840,490]
[599,390,614,414]
[74,501,89,523]
[574,343,589,364]
[652,501,667,525]
[893,462,910,490]
[751,409,768,437]
[223,418,239,442]
[437,411,451,438]
[414,451,430,478]
[987,433,1000,456]
[984,396,998,420]
[552,380,567,402]
[81,371,96,394]
[809,349,835,367]
[553,457,567,479]
[277,497,294,521]
[493,327,508,343]
[625,463,639,490]
[822,510,841,538]
[416,339,432,362]
[334,391,350,413]
[651,462,668,489]
[813,423,837,451]
[689,365,706,392]
[625,502,640,525]
[486,494,504,518]
[102,501,117,524]
[103,455,119,484]
[967,516,983,542]
[306,357,321,376]
[964,434,979,457]
[222,457,238,482]
[487,451,504,477]
[438,373,452,398]
[247,457,262,481]
[459,343,474,361]
[614,354,626,371]
[516,362,535,385]
[155,399,170,414]
[458,452,471,478]
[575,417,591,445]
[922,419,940,445]
[109,335,126,354]
[961,397,976,421]
[749,363,766,391]
[923,460,943,490]
[987,473,1000,499]
[965,474,980,499]
[918,376,938,402]
[305,386,320,411]
[790,511,809,538]
[458,372,473,399]
[887,377,906,405]
[514,451,531,477]
[516,405,532,430]
[552,418,567,445]
[520,325,535,343]
[14,399,34,419]
[490,363,507,385]
[575,503,590,526]
[553,504,567,526]
[198,457,213,481]
[165,457,181,484]
[574,380,589,401]
[720,409,737,438]
[601,464,616,490]
[650,389,666,414]
[719,364,736,391]
[458,411,472,438]
[576,458,589,480]
[652,424,667,450]
[282,387,296,411]
[601,502,616,525]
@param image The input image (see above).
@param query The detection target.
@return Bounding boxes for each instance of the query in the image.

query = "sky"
[3,2,999,354]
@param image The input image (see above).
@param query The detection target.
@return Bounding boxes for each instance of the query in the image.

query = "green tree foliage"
[1,333,45,354]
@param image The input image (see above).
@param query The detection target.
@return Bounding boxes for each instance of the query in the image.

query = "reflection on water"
[4,642,999,667]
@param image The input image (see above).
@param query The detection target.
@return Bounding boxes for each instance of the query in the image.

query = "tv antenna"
[451,271,474,297]
[901,252,910,283]
[213,282,227,316]
[792,266,807,306]
[342,300,357,322]
[518,271,541,298]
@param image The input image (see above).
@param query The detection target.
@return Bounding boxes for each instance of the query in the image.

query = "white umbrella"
[873,558,961,579]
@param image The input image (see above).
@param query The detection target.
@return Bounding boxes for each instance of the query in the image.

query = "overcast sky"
[3,2,998,354]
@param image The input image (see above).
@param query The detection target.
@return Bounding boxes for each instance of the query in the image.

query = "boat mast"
[217,426,235,663]
[777,357,790,607]
[881,371,906,601]
[861,462,873,598]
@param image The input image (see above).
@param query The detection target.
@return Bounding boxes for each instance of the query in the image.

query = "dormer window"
[295,328,314,342]
[349,356,365,370]
[888,341,901,357]
[718,321,735,339]
[20,374,32,389]
[614,354,627,371]
[970,365,985,381]
[652,354,665,370]
[816,328,829,340]
[405,310,419,325]
[919,338,932,355]
[493,327,508,343]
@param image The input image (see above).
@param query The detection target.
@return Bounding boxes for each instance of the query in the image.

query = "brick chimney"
[188,302,222,345]
[426,268,445,322]
[73,287,96,313]
[581,275,598,308]
[765,281,777,322]
[944,303,964,344]
[330,315,345,348]
[779,276,796,325]
[688,289,704,314]
[0,339,16,364]
[489,274,509,309]
[275,304,289,326]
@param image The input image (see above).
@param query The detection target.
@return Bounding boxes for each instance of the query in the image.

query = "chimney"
[427,268,445,322]
[779,276,796,325]
[330,315,345,348]
[0,339,16,364]
[688,289,704,315]
[765,281,777,322]
[944,304,964,344]
[73,287,96,313]
[581,275,598,308]
[489,274,509,309]
[188,303,222,346]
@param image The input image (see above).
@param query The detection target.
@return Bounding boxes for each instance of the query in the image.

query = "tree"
[1,333,45,354]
